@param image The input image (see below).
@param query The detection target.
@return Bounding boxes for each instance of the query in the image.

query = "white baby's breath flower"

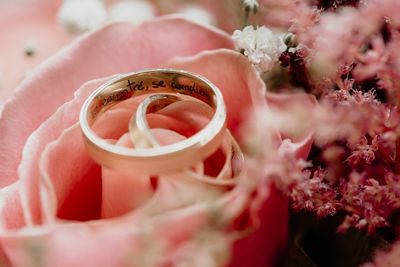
[232,25,287,73]
[24,40,37,57]
[177,5,216,26]
[242,0,259,13]
[58,0,107,34]
[109,0,156,25]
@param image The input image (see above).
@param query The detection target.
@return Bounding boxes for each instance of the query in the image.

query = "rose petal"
[92,108,135,140]
[0,241,11,267]
[18,78,108,225]
[266,92,318,143]
[279,135,315,160]
[154,100,213,131]
[0,17,234,189]
[100,132,153,219]
[93,99,212,140]
[229,184,288,267]
[0,203,214,267]
[265,92,317,160]
[39,123,102,222]
[0,183,25,230]
[164,49,269,136]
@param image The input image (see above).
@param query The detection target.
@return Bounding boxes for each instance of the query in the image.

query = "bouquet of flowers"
[0,0,400,266]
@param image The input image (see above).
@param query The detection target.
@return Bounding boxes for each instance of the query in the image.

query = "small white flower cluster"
[232,25,287,73]
[58,0,156,34]
[58,0,108,34]
[58,0,217,34]
[109,0,156,24]
[177,5,216,26]
[242,0,259,13]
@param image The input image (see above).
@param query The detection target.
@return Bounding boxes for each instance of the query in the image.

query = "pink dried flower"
[294,0,400,84]
[338,173,400,233]
[353,36,390,80]
[290,168,342,218]
[264,80,400,233]
[252,0,400,259]
[259,0,319,31]
[346,136,379,166]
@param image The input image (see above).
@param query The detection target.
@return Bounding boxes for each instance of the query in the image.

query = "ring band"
[79,69,227,176]
[130,93,243,186]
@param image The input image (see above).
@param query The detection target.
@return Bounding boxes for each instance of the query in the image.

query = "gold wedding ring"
[79,69,227,176]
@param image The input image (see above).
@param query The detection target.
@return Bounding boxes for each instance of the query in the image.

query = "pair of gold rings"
[79,69,242,184]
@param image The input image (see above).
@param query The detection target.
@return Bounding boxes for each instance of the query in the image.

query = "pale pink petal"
[101,133,153,219]
[227,94,317,267]
[279,135,315,160]
[92,97,204,139]
[264,92,317,160]
[154,100,213,132]
[0,204,213,267]
[0,241,11,267]
[92,100,211,140]
[147,113,197,137]
[0,183,25,230]
[39,124,102,222]
[0,17,234,189]
[229,184,288,267]
[0,224,143,267]
[266,92,318,143]
[164,49,269,136]
[18,78,108,225]
[91,108,134,140]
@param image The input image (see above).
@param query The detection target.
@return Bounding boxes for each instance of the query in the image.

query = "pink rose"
[0,17,312,267]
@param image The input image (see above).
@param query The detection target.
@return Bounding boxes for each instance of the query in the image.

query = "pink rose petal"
[266,92,318,142]
[164,49,269,136]
[229,184,288,267]
[39,124,102,222]
[265,92,317,159]
[0,183,25,230]
[0,202,214,267]
[18,78,108,225]
[101,133,153,219]
[228,93,317,267]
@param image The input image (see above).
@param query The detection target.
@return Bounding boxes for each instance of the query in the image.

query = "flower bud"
[241,0,259,13]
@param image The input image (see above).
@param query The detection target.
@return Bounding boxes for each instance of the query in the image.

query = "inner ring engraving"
[88,71,216,123]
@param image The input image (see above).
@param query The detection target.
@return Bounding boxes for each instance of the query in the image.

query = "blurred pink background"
[0,0,73,102]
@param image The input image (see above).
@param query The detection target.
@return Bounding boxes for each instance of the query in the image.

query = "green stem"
[243,8,250,27]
